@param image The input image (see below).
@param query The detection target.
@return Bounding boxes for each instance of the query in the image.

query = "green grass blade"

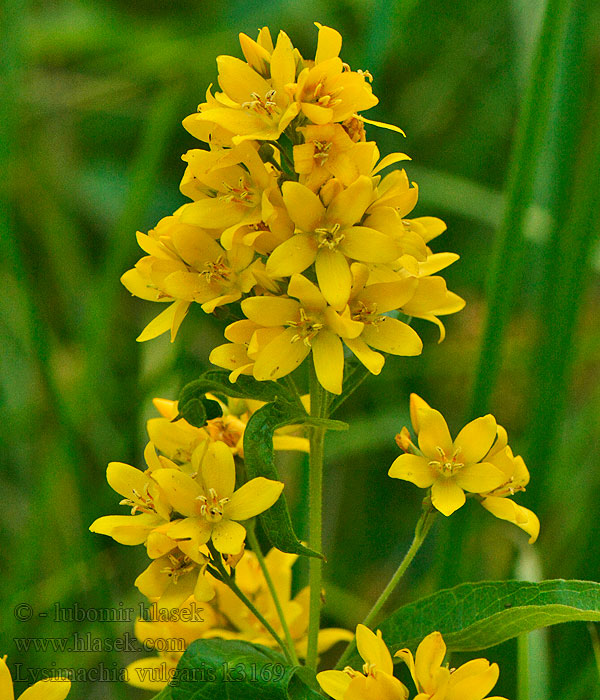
[468,0,574,419]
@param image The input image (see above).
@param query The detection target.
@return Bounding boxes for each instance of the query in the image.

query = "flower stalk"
[246,524,300,666]
[306,358,328,670]
[334,502,437,670]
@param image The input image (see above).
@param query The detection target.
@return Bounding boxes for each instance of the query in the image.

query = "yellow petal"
[89,514,161,545]
[136,302,180,342]
[126,658,175,691]
[288,273,327,311]
[301,102,334,124]
[481,497,540,543]
[317,670,352,700]
[217,55,272,103]
[211,519,247,554]
[270,31,296,94]
[202,442,236,498]
[431,478,466,516]
[281,181,326,231]
[121,268,166,301]
[315,248,352,309]
[417,409,453,459]
[414,631,447,693]
[356,625,394,675]
[344,337,385,375]
[315,24,342,64]
[409,393,432,433]
[388,455,436,488]
[312,330,344,394]
[180,198,243,229]
[225,477,284,520]
[453,462,506,493]
[454,415,498,464]
[327,176,373,226]
[242,296,300,326]
[253,327,311,380]
[0,658,14,700]
[361,317,423,356]
[371,152,411,176]
[266,234,317,277]
[447,661,499,700]
[316,627,355,653]
[355,113,406,136]
[152,470,201,517]
[341,226,399,262]
[19,678,72,700]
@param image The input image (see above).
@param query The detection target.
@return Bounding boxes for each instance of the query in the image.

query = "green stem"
[334,504,437,670]
[246,525,300,666]
[517,634,530,700]
[306,359,328,670]
[207,542,293,664]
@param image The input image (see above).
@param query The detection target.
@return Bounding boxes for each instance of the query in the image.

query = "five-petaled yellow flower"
[395,631,508,700]
[389,394,506,516]
[317,624,408,700]
[153,441,284,555]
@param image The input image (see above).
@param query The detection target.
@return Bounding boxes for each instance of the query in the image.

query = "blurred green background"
[1,0,599,698]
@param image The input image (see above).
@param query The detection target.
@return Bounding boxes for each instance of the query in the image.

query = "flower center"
[428,446,464,477]
[241,89,278,115]
[219,178,255,207]
[206,416,245,449]
[315,222,344,250]
[197,487,230,523]
[288,308,323,347]
[351,301,384,326]
[313,140,332,165]
[120,484,157,515]
[161,553,195,583]
[201,258,231,283]
[312,80,343,108]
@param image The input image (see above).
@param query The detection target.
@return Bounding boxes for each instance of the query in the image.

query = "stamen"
[315,222,344,249]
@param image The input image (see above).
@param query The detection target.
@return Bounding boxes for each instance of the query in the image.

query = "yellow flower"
[1,657,71,700]
[135,547,214,608]
[345,264,422,374]
[395,631,508,700]
[479,428,540,543]
[152,441,284,555]
[126,599,220,691]
[266,177,400,309]
[211,273,365,394]
[89,444,175,559]
[183,28,300,145]
[148,395,309,462]
[292,25,378,124]
[127,549,352,690]
[317,625,408,700]
[293,123,359,191]
[388,395,506,516]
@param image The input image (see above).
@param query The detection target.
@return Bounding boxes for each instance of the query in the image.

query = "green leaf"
[364,579,600,657]
[156,639,321,700]
[244,402,322,559]
[178,371,299,417]
[177,395,222,428]
[328,362,370,416]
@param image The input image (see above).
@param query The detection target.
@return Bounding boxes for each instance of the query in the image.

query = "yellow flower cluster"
[317,626,507,700]
[127,549,352,692]
[122,24,464,393]
[389,394,539,542]
[90,395,308,607]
